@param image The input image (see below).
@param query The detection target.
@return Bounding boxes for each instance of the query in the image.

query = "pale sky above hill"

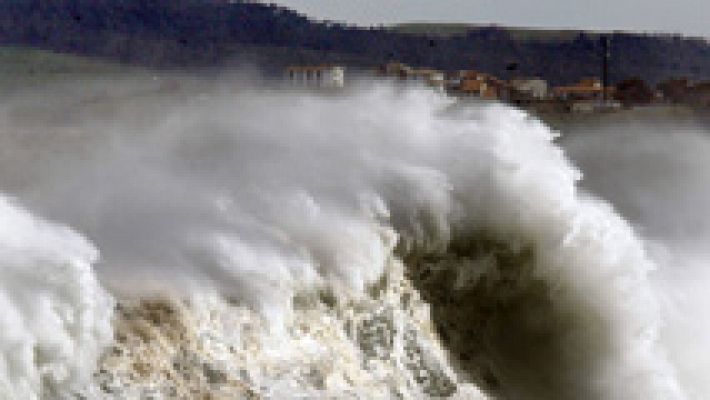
[273,0,709,38]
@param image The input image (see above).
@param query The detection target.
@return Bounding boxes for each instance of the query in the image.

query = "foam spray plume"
[0,76,689,399]
[562,117,710,400]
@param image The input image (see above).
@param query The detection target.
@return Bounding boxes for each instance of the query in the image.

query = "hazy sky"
[273,0,709,37]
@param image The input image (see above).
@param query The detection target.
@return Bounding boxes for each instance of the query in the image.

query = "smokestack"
[602,36,610,102]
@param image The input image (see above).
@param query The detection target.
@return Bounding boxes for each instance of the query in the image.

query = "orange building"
[553,78,605,101]
[452,70,500,99]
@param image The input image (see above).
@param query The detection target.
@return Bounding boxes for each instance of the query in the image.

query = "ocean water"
[0,77,703,399]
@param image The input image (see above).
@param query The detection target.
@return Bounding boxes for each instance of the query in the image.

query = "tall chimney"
[602,36,610,102]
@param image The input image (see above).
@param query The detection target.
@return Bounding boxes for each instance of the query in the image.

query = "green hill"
[1,1,710,85]
[0,46,132,92]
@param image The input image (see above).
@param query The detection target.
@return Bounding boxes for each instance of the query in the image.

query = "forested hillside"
[0,0,708,85]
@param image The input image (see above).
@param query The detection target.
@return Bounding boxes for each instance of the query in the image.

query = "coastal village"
[285,62,710,114]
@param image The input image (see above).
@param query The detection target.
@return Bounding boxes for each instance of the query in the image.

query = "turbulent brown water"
[0,76,700,399]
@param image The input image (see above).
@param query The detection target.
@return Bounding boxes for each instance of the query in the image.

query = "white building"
[509,78,549,99]
[410,69,445,91]
[285,65,345,88]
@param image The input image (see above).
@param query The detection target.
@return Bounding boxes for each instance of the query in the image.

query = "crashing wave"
[0,78,689,399]
[0,196,112,400]
[93,261,487,399]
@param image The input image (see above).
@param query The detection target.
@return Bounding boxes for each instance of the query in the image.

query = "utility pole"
[602,35,610,102]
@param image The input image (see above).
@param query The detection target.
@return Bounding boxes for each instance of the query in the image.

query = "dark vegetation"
[0,0,709,85]
[614,78,655,106]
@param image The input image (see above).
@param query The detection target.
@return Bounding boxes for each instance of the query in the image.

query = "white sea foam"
[0,196,113,399]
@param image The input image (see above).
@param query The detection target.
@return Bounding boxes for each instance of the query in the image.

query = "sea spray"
[0,196,113,399]
[0,77,689,398]
[563,121,710,400]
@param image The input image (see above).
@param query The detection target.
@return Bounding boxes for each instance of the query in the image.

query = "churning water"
[0,76,704,399]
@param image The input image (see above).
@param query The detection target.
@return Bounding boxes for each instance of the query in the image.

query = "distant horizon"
[272,0,710,39]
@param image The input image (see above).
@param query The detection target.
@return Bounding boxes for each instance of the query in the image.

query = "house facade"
[286,65,345,88]
[509,78,548,99]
